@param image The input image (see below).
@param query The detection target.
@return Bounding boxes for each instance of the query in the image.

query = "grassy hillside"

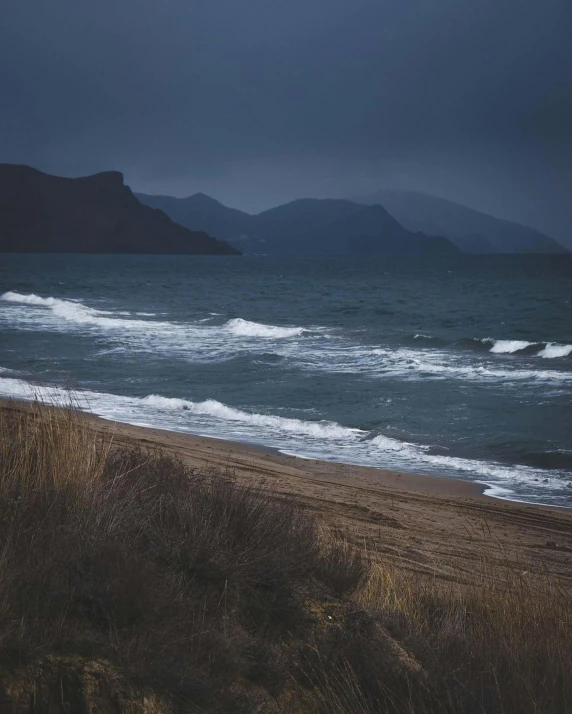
[0,401,570,712]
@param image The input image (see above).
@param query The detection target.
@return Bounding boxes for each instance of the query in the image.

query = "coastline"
[3,396,572,588]
[0,396,484,499]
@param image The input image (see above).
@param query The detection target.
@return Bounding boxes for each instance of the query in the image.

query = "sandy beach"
[3,397,571,590]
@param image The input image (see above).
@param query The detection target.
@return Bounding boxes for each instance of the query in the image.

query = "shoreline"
[0,396,485,500]
[2,394,569,509]
[3,397,572,589]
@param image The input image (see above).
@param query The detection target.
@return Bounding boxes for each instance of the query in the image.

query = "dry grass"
[355,559,572,713]
[0,399,570,713]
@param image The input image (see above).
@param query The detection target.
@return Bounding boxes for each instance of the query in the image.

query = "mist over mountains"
[355,190,568,255]
[137,191,568,256]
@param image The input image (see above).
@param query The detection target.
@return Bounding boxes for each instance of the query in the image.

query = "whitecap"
[537,343,572,359]
[224,318,306,338]
[1,291,151,329]
[369,433,420,452]
[489,339,533,354]
[295,345,572,384]
[143,394,361,439]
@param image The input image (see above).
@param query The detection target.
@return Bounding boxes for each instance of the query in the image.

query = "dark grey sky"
[1,0,571,244]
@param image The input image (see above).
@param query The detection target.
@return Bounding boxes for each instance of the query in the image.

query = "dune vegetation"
[0,400,570,713]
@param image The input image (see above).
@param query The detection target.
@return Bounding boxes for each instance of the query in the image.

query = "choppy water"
[1,253,571,506]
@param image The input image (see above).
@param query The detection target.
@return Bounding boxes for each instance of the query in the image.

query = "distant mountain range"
[3,164,563,256]
[0,165,239,255]
[136,193,458,255]
[137,190,568,255]
[353,190,568,254]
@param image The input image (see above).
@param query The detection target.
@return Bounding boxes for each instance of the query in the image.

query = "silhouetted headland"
[0,164,240,255]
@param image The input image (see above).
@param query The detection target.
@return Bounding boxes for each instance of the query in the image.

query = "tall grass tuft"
[0,400,369,711]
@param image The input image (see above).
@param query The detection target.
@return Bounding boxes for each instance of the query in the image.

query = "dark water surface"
[1,253,571,506]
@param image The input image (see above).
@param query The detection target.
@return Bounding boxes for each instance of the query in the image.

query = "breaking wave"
[296,345,572,384]
[488,339,534,354]
[1,293,570,390]
[476,337,571,359]
[224,318,307,338]
[409,333,571,361]
[143,395,360,439]
[0,374,568,506]
[538,343,572,359]
[1,291,151,329]
[1,292,309,342]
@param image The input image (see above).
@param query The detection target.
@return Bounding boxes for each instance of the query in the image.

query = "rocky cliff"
[0,165,240,254]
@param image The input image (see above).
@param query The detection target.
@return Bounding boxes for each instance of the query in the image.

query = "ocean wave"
[1,291,150,329]
[488,339,534,354]
[2,291,63,307]
[224,318,307,338]
[2,292,569,386]
[369,433,422,452]
[415,334,571,361]
[537,343,572,359]
[1,292,309,343]
[143,394,360,439]
[476,337,571,359]
[296,345,572,384]
[0,374,568,504]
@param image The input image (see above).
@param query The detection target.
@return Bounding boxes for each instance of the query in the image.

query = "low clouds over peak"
[1,0,570,244]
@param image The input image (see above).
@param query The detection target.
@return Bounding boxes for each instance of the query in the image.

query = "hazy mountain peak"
[137,192,458,255]
[354,189,569,254]
[187,192,226,206]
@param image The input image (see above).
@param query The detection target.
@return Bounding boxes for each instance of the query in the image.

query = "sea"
[1,253,571,507]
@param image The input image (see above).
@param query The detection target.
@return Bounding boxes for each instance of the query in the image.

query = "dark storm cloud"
[1,0,571,243]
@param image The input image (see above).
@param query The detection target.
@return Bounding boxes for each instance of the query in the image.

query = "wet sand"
[3,398,571,588]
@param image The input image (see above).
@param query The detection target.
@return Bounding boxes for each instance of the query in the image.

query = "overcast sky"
[1,0,570,244]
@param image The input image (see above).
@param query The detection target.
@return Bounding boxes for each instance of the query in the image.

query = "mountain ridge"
[136,193,458,255]
[0,165,240,255]
[353,189,569,254]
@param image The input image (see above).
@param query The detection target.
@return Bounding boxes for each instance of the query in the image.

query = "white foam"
[2,292,570,386]
[2,291,64,307]
[0,293,311,364]
[369,433,420,452]
[538,343,572,359]
[143,394,361,439]
[489,340,533,354]
[481,337,571,360]
[478,482,515,498]
[224,318,306,338]
[1,291,150,329]
[0,375,568,505]
[296,345,571,384]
